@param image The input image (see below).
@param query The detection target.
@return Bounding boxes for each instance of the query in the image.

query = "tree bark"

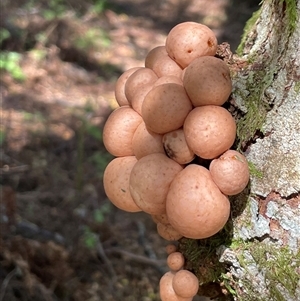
[217,0,300,300]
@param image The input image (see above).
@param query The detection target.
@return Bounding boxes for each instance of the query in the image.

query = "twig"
[96,236,117,280]
[105,247,166,268]
[0,268,17,301]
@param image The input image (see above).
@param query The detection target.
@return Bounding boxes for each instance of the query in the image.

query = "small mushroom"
[172,270,199,299]
[209,149,250,195]
[167,252,185,271]
[165,244,177,254]
[163,128,195,165]
[157,223,183,241]
[160,271,193,301]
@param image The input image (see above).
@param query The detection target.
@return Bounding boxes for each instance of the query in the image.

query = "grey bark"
[217,1,300,300]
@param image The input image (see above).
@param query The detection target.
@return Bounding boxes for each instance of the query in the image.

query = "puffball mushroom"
[160,271,193,301]
[129,153,183,215]
[145,45,183,78]
[172,270,199,299]
[103,106,143,157]
[103,156,141,212]
[130,83,153,115]
[157,223,183,241]
[115,67,141,106]
[209,149,250,195]
[166,164,230,239]
[166,244,177,255]
[183,56,232,107]
[142,83,193,134]
[184,105,236,159]
[124,67,158,103]
[165,21,218,68]
[163,128,195,164]
[167,252,185,271]
[132,121,165,160]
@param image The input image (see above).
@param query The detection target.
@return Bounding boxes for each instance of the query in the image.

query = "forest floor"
[1,1,259,300]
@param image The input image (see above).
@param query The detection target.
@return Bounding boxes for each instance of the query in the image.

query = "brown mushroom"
[209,149,250,195]
[129,153,183,215]
[103,106,143,157]
[142,83,193,134]
[165,21,218,68]
[103,156,141,212]
[183,105,236,159]
[166,164,230,239]
[183,56,232,107]
[167,252,185,271]
[172,270,199,299]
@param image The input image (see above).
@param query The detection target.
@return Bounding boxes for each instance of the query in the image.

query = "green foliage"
[0,28,10,44]
[83,226,98,249]
[75,28,111,51]
[91,0,109,14]
[43,0,67,20]
[0,51,26,81]
[93,202,112,223]
[0,129,6,146]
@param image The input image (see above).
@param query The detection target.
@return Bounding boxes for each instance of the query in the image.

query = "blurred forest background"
[1,1,260,300]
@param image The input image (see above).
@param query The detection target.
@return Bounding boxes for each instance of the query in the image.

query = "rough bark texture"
[217,0,300,300]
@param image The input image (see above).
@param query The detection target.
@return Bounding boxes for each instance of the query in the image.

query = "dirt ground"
[1,1,260,300]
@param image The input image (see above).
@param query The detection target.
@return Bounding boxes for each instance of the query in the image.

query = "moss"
[294,81,300,93]
[178,223,234,299]
[248,161,263,178]
[232,240,300,301]
[236,8,261,56]
[279,0,298,34]
[235,69,271,149]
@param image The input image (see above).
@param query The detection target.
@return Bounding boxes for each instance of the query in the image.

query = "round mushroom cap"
[160,271,193,301]
[209,149,250,195]
[125,67,158,103]
[103,106,143,157]
[165,244,177,255]
[129,153,183,215]
[183,56,232,107]
[115,67,141,106]
[103,156,141,212]
[183,105,236,159]
[132,121,165,160]
[163,128,195,165]
[172,270,199,298]
[166,164,230,239]
[165,21,217,68]
[157,223,183,241]
[167,252,185,271]
[142,83,193,134]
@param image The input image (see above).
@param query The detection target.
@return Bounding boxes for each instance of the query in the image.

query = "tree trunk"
[219,0,300,300]
[179,1,300,301]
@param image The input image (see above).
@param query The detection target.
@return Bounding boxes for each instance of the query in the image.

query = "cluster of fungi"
[103,21,250,300]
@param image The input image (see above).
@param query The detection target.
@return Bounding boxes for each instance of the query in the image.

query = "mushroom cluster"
[159,245,199,300]
[102,21,250,300]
